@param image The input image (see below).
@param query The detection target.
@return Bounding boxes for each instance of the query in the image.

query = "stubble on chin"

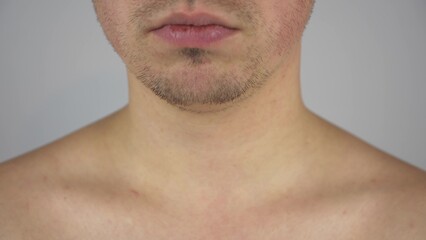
[94,0,315,110]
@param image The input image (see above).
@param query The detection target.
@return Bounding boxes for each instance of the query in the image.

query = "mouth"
[149,12,239,32]
[149,12,240,48]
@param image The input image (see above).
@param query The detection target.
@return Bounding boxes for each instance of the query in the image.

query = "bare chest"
[11,178,406,240]
[19,199,387,240]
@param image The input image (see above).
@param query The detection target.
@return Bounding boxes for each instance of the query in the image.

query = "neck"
[95,43,327,207]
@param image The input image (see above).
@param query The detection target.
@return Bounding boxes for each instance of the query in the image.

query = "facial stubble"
[94,0,315,110]
[137,46,267,108]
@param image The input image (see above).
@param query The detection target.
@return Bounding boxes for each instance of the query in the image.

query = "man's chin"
[155,83,257,114]
[157,91,243,112]
[132,62,261,112]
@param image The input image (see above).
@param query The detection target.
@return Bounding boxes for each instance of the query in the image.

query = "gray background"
[0,1,425,170]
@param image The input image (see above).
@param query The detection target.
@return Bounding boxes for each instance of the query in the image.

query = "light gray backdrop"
[1,1,425,170]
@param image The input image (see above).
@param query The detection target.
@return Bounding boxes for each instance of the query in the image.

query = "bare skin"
[1,0,426,239]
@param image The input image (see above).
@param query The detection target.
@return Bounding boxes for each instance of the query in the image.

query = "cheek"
[265,0,312,55]
[94,1,131,56]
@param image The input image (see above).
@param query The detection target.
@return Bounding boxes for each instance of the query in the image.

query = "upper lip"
[149,12,238,31]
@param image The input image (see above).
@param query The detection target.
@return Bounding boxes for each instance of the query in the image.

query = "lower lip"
[152,24,238,48]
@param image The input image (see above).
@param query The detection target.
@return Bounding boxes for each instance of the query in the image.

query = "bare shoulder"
[338,135,426,239]
[365,160,426,239]
[0,141,67,238]
[376,159,426,236]
[0,125,104,238]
